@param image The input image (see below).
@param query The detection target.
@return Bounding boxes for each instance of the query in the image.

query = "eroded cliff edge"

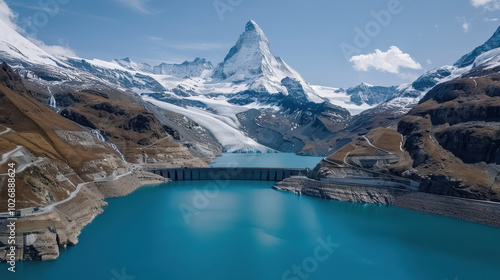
[274,177,500,227]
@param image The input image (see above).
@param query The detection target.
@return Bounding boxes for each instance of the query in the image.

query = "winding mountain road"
[0,127,11,136]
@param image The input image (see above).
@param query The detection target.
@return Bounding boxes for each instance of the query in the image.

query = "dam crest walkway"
[149,167,310,182]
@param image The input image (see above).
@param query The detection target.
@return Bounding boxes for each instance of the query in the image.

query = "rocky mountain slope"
[310,26,500,153]
[1,15,499,157]
[396,73,500,201]
[55,90,206,167]
[154,57,213,78]
[0,62,205,211]
[0,63,126,209]
[0,19,374,155]
[345,83,399,106]
[0,62,208,261]
[310,27,500,202]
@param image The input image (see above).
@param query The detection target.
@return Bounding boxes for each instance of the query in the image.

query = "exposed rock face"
[412,67,453,91]
[59,109,97,129]
[396,74,500,201]
[281,77,308,103]
[56,90,207,166]
[236,100,351,155]
[345,83,399,105]
[114,57,153,73]
[237,109,305,153]
[89,102,124,115]
[126,114,152,133]
[144,102,222,162]
[153,58,213,78]
[434,124,500,164]
[274,177,500,227]
[0,64,127,181]
[0,62,24,92]
[53,92,80,107]
[397,116,432,167]
[22,227,60,261]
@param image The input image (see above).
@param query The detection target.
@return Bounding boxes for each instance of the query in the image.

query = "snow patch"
[143,96,274,153]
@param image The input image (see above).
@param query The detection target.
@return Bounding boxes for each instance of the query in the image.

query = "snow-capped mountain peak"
[0,18,62,67]
[212,20,274,82]
[211,20,323,102]
[345,83,399,106]
[113,57,153,73]
[454,25,500,68]
[153,57,214,78]
[473,47,500,69]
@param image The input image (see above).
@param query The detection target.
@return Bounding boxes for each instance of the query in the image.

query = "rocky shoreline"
[0,171,168,261]
[274,177,500,227]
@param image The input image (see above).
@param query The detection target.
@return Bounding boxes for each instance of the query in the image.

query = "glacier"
[2,16,499,155]
[144,96,274,153]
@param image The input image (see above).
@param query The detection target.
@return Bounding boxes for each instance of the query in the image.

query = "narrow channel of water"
[2,153,500,279]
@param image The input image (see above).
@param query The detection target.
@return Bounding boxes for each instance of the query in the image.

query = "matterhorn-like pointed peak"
[212,20,274,80]
[210,20,323,102]
[245,20,260,32]
[243,20,269,43]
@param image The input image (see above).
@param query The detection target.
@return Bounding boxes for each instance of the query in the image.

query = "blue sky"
[3,0,500,87]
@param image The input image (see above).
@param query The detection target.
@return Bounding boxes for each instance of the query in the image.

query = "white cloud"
[349,46,422,74]
[426,59,432,65]
[470,0,500,10]
[0,0,77,57]
[462,21,470,32]
[457,16,471,33]
[28,37,77,57]
[0,0,19,30]
[484,17,499,21]
[116,0,154,14]
[471,0,493,6]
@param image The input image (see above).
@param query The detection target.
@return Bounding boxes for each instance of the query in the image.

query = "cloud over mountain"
[350,46,422,74]
[471,0,500,10]
[0,0,18,30]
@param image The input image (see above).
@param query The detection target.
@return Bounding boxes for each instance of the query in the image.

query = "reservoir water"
[2,153,500,279]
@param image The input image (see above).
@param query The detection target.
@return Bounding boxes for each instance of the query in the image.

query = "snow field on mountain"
[143,96,273,153]
[311,85,375,115]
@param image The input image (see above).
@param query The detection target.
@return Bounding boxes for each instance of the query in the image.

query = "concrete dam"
[150,167,310,182]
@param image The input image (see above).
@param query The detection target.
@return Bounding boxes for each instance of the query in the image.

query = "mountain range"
[0,19,499,157]
[1,15,500,262]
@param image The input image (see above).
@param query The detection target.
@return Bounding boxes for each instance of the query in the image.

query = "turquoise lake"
[2,153,500,279]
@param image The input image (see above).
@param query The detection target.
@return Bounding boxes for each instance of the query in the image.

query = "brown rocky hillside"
[56,90,206,167]
[0,62,205,211]
[396,74,500,201]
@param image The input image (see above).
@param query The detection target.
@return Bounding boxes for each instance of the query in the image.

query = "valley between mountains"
[0,18,500,261]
